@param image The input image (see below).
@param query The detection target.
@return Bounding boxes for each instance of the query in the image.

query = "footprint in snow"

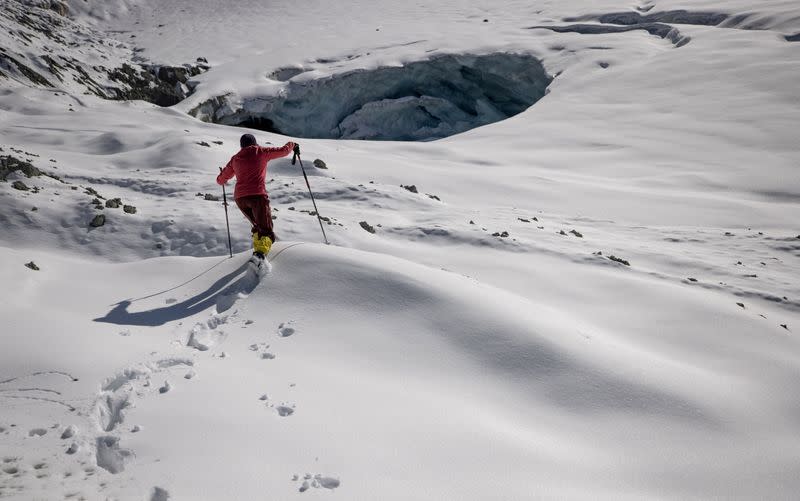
[150,486,170,501]
[276,406,294,417]
[250,343,275,359]
[261,396,294,416]
[60,425,77,439]
[92,358,192,474]
[186,316,228,351]
[293,473,341,492]
[278,322,295,337]
[2,465,19,475]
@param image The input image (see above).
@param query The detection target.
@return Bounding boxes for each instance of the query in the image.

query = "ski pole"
[292,145,329,245]
[219,167,233,258]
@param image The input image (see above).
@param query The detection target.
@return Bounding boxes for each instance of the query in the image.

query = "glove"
[292,143,300,155]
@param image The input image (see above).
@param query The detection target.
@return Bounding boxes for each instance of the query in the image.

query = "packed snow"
[1,0,799,499]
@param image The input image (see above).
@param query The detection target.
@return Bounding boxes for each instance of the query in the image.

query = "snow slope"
[1,0,799,499]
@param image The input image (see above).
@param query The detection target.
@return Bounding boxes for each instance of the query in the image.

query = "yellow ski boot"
[253,235,272,259]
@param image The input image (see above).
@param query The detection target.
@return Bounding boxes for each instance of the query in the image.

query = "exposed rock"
[608,255,630,266]
[12,180,29,191]
[85,187,104,199]
[736,302,745,309]
[569,229,583,238]
[313,159,328,169]
[25,261,40,271]
[107,62,208,107]
[105,198,122,208]
[0,51,54,87]
[89,214,105,227]
[427,194,441,201]
[196,141,210,147]
[359,221,376,234]
[401,184,418,193]
[21,0,69,17]
[123,205,137,214]
[48,1,69,17]
[1,155,42,180]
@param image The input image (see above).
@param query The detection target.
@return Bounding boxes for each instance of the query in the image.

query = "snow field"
[1,0,799,499]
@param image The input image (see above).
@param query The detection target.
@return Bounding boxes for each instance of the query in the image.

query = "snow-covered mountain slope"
[3,242,799,500]
[1,0,799,499]
[0,0,208,103]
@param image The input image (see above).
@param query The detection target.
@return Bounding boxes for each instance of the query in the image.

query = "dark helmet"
[240,133,257,148]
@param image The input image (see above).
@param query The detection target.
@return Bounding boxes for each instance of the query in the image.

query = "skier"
[216,133,297,259]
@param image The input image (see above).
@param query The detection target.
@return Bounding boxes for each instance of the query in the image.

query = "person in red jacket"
[217,133,296,258]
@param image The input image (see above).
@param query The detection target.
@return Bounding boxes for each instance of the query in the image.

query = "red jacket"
[216,142,295,199]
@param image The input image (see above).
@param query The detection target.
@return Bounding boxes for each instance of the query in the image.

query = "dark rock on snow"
[89,214,106,227]
[608,255,630,266]
[1,155,42,180]
[359,221,376,234]
[105,198,122,208]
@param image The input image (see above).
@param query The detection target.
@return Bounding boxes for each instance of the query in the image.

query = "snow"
[1,0,800,499]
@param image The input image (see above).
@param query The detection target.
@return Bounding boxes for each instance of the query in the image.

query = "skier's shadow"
[94,261,257,327]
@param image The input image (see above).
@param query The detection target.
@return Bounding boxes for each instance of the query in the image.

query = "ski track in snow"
[66,257,272,495]
[0,354,198,498]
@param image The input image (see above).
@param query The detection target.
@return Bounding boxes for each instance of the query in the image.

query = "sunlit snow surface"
[0,0,799,499]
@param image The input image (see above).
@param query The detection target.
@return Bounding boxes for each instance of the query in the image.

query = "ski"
[247,253,270,277]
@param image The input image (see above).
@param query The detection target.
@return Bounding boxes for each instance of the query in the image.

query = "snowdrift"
[2,243,800,499]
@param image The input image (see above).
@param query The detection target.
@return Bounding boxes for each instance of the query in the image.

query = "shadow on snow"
[94,261,259,327]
